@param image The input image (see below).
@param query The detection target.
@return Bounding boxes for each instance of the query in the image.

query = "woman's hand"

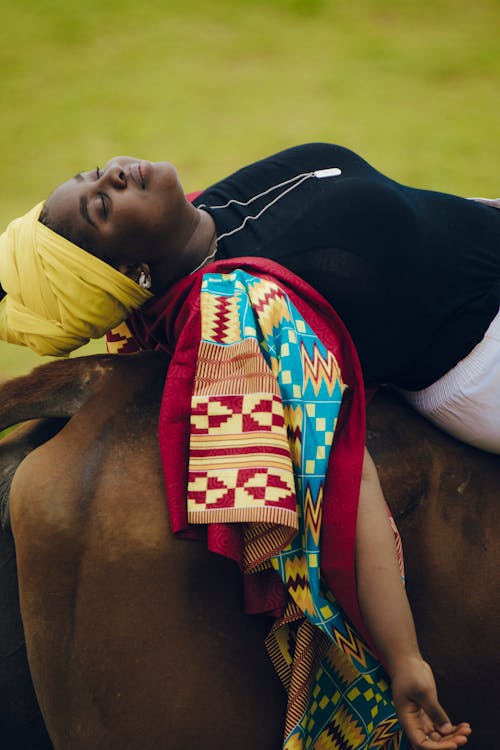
[390,657,472,749]
[355,450,471,748]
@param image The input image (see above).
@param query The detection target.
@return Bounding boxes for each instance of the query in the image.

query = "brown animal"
[0,419,61,750]
[0,352,498,749]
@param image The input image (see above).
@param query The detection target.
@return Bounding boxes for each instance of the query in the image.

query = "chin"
[155,161,179,180]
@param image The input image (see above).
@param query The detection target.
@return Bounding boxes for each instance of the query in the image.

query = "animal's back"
[8,352,286,750]
[1,355,498,748]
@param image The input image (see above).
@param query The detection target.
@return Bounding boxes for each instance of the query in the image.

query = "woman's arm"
[355,447,471,749]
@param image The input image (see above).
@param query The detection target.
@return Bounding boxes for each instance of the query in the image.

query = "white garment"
[400,308,500,454]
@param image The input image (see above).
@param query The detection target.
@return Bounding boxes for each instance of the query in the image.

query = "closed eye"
[98,192,110,218]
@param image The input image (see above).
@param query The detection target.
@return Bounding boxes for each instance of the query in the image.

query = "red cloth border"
[185,190,203,203]
[128,258,370,645]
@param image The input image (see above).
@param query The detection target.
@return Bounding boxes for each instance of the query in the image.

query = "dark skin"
[43,157,216,290]
[43,157,472,749]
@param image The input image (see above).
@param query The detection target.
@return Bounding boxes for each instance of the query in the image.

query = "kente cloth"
[114,258,408,750]
[0,201,152,356]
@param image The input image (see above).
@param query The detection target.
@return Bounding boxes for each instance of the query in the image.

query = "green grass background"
[1,0,499,379]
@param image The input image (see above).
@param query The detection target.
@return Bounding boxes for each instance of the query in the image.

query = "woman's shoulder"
[253,142,362,171]
[198,142,367,199]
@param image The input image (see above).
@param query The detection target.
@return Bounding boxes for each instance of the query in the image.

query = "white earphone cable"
[215,173,315,242]
[190,167,341,273]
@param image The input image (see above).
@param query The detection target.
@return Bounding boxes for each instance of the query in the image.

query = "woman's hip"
[399,308,500,454]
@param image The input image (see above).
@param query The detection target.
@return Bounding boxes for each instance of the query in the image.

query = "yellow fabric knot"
[0,201,152,356]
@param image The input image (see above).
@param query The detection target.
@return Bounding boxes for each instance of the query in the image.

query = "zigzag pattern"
[283,403,303,467]
[314,704,367,749]
[303,483,323,547]
[332,621,371,669]
[201,292,241,343]
[301,342,344,397]
[375,732,403,750]
[249,279,291,336]
[285,555,315,616]
[324,643,360,688]
[367,718,401,748]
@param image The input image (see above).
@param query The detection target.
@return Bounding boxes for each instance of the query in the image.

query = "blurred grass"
[1,0,499,378]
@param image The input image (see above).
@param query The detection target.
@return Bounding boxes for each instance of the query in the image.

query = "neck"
[151,204,218,292]
[184,208,218,272]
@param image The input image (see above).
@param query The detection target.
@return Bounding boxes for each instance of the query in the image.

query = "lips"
[130,161,152,189]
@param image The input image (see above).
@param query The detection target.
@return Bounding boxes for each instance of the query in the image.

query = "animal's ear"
[116,262,150,284]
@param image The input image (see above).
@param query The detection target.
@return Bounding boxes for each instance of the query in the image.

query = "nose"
[102,164,127,189]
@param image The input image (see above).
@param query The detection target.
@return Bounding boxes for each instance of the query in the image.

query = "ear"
[116,262,151,283]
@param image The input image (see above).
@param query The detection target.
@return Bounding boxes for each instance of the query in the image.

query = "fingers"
[395,689,471,748]
[410,721,472,749]
[438,723,472,740]
[435,721,453,735]
[419,696,472,742]
[419,694,451,731]
[390,659,471,749]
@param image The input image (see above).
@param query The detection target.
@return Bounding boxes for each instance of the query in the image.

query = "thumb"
[419,696,454,734]
[413,661,455,732]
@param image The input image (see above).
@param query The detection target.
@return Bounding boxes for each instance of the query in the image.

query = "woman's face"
[43,156,186,266]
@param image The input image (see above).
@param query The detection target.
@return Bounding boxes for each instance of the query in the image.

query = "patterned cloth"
[108,259,408,750]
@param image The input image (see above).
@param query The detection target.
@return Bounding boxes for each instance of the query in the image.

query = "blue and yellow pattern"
[190,270,407,750]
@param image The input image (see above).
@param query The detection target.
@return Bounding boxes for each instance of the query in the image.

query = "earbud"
[138,271,152,290]
[313,168,342,178]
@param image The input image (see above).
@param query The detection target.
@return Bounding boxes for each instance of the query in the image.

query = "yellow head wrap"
[0,202,153,356]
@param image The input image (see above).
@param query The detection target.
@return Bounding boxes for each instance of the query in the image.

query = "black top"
[194,143,500,389]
